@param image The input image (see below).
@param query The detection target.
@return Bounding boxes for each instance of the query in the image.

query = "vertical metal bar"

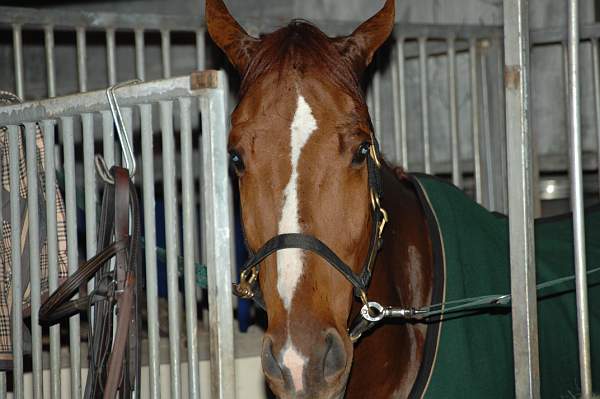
[102,110,115,167]
[503,1,541,397]
[160,100,181,399]
[567,0,593,394]
[61,117,82,399]
[106,28,117,86]
[12,24,24,100]
[201,72,236,399]
[0,372,6,397]
[419,37,432,174]
[82,114,97,295]
[448,37,462,188]
[480,41,494,208]
[391,39,401,165]
[591,38,600,200]
[373,54,382,141]
[135,29,146,81]
[8,125,24,399]
[397,38,408,169]
[161,30,171,78]
[44,26,56,98]
[180,97,200,398]
[42,120,61,399]
[196,29,206,70]
[470,39,483,203]
[76,27,87,92]
[140,103,161,399]
[25,123,43,399]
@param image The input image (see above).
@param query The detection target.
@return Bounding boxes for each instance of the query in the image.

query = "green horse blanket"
[407,174,600,398]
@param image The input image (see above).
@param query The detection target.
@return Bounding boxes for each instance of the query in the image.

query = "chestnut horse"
[207,0,434,397]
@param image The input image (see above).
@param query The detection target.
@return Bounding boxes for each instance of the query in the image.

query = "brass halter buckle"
[370,189,389,240]
[233,267,258,299]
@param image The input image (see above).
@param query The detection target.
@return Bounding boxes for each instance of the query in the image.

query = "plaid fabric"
[0,93,69,362]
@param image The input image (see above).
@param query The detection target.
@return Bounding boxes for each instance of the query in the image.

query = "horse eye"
[229,151,245,174]
[352,142,371,165]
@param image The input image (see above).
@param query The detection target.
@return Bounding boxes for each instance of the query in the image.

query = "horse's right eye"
[229,151,245,174]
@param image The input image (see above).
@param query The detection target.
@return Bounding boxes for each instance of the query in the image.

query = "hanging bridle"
[233,133,389,341]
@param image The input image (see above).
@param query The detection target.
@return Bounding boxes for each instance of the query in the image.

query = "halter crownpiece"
[233,133,388,314]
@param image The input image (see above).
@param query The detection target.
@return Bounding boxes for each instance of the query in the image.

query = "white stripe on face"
[277,95,318,310]
[281,339,308,392]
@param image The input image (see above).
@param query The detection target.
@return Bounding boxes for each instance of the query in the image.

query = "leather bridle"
[233,134,389,341]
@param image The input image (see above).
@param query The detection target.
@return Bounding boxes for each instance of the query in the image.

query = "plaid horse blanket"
[407,174,600,399]
[0,92,68,369]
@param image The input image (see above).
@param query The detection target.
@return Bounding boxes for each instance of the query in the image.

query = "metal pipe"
[61,116,82,399]
[44,26,56,98]
[180,97,200,398]
[12,24,24,100]
[419,37,432,174]
[567,0,593,394]
[391,38,401,165]
[25,123,43,399]
[160,100,182,399]
[503,0,541,397]
[591,38,600,201]
[140,103,161,399]
[480,42,494,208]
[106,28,117,86]
[135,29,146,81]
[0,372,6,397]
[8,125,24,399]
[82,114,97,297]
[448,37,462,188]
[196,29,206,71]
[161,30,172,78]
[42,120,61,399]
[373,54,382,141]
[470,39,482,203]
[397,39,408,170]
[76,27,88,92]
[200,72,236,399]
[102,110,115,167]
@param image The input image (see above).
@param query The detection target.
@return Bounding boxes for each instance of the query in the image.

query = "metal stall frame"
[0,70,235,399]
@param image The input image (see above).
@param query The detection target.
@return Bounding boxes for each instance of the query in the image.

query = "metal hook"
[95,154,114,185]
[106,79,141,177]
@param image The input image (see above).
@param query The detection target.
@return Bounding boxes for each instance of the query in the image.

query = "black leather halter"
[233,135,388,313]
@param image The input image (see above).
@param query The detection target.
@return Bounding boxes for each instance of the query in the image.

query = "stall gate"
[0,2,598,399]
[0,71,240,399]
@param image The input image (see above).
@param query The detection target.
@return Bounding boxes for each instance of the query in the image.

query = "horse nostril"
[323,330,347,381]
[262,336,284,382]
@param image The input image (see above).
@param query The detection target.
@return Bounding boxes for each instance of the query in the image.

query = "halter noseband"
[233,134,389,330]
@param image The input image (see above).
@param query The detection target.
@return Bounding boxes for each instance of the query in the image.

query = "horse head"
[206,1,395,397]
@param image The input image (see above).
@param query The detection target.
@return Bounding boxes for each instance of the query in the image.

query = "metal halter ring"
[233,267,258,299]
[361,301,385,322]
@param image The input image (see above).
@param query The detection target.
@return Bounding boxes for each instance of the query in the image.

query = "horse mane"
[240,20,364,104]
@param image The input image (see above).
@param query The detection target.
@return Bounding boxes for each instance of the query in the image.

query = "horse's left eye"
[352,142,371,165]
[229,151,245,174]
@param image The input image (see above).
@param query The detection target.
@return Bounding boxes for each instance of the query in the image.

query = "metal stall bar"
[160,100,182,399]
[503,0,541,397]
[396,38,408,169]
[42,120,61,399]
[82,114,97,295]
[180,97,201,398]
[199,71,235,399]
[140,103,161,399]
[135,29,146,81]
[419,37,432,174]
[162,30,172,79]
[373,55,382,141]
[61,116,82,399]
[470,39,483,203]
[12,24,24,100]
[102,111,115,167]
[76,27,88,92]
[593,38,600,200]
[480,41,493,208]
[8,125,24,399]
[196,29,206,71]
[448,36,462,188]
[567,0,593,394]
[106,28,117,86]
[44,26,56,98]
[25,123,43,399]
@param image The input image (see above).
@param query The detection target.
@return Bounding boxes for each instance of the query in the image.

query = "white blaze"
[281,339,308,392]
[277,95,317,310]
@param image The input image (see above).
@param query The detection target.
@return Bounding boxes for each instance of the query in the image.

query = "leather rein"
[232,134,389,342]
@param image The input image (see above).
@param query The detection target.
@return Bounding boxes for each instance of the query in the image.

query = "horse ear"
[335,0,395,75]
[205,0,259,74]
